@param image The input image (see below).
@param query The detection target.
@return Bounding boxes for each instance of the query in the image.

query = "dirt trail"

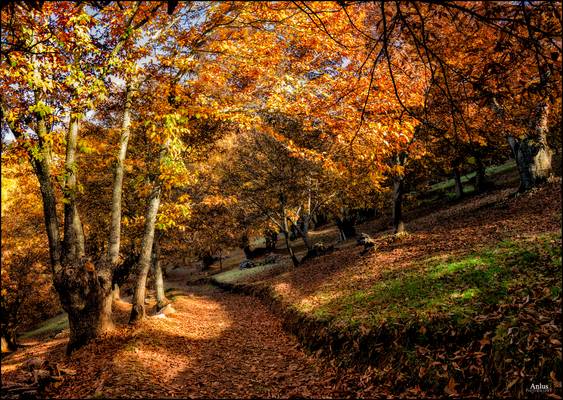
[1,285,360,399]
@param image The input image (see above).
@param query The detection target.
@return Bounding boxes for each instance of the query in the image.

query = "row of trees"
[1,1,560,353]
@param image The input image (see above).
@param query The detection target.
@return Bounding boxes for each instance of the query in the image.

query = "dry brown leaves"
[1,286,362,399]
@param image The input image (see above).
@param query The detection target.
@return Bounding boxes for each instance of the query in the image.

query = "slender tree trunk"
[474,155,488,194]
[241,232,252,259]
[391,152,407,234]
[109,79,135,264]
[282,229,299,268]
[279,193,299,267]
[392,177,405,234]
[112,283,120,301]
[129,185,162,323]
[62,113,85,263]
[453,166,464,199]
[29,155,61,271]
[293,214,312,252]
[508,102,552,192]
[151,235,168,310]
[108,79,136,300]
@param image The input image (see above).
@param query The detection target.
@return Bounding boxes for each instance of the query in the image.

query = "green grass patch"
[212,262,282,284]
[20,313,68,339]
[313,233,561,329]
[429,160,516,193]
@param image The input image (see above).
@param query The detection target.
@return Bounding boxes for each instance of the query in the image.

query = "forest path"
[30,285,359,398]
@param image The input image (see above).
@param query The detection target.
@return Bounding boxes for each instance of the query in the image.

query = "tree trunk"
[293,214,312,252]
[129,185,161,324]
[29,155,61,271]
[392,177,405,234]
[282,229,299,268]
[453,166,464,199]
[508,102,552,192]
[151,236,168,311]
[62,114,85,263]
[112,283,120,301]
[241,233,252,259]
[108,79,135,267]
[279,193,299,267]
[8,59,63,271]
[54,260,113,355]
[1,335,17,353]
[335,210,357,241]
[474,155,488,194]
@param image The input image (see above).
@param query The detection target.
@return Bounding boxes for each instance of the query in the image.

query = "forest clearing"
[1,1,562,399]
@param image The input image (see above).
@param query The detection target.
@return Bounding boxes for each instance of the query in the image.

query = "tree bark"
[54,260,113,355]
[474,155,488,194]
[62,113,85,264]
[112,283,120,301]
[392,177,405,234]
[280,193,299,267]
[151,235,168,310]
[292,214,312,252]
[129,185,162,323]
[29,154,61,271]
[335,211,357,241]
[453,166,464,199]
[508,102,552,192]
[282,229,299,268]
[391,152,407,234]
[108,79,135,265]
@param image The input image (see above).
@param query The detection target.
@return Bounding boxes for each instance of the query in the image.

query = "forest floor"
[1,171,561,398]
[1,286,367,399]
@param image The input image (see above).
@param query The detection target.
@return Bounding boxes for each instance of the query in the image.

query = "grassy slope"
[19,313,68,340]
[312,234,561,327]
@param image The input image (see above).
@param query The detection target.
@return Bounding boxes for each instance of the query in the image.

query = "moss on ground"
[312,233,561,329]
[428,159,517,193]
[212,262,285,284]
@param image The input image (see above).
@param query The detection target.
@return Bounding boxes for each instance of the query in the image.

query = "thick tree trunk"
[508,102,552,192]
[54,260,113,355]
[453,166,464,199]
[392,177,405,234]
[151,236,168,310]
[129,185,161,324]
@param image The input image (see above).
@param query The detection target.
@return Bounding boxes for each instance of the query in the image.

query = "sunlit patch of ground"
[2,285,362,399]
[234,183,561,327]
